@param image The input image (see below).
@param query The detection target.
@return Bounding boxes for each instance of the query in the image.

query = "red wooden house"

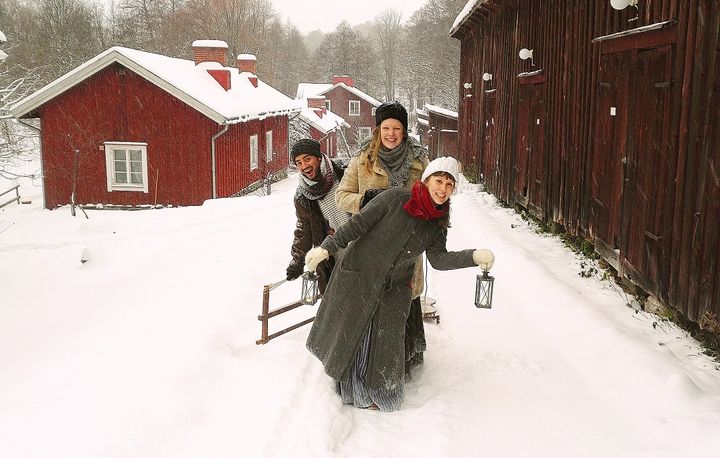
[295,95,350,158]
[451,0,720,330]
[10,40,299,208]
[424,104,459,159]
[317,76,381,149]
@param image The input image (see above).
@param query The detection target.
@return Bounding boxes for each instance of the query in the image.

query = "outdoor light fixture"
[482,73,493,82]
[300,271,320,305]
[519,48,534,66]
[463,82,472,89]
[610,0,638,10]
[610,0,639,22]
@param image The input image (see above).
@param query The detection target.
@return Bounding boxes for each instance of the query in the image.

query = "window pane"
[115,160,127,172]
[130,172,143,184]
[130,160,141,173]
[129,150,141,161]
[115,172,127,183]
[114,150,126,161]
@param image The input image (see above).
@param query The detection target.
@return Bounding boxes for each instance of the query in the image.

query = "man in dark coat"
[286,138,350,293]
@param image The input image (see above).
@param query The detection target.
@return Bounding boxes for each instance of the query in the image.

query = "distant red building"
[424,104,459,159]
[11,40,299,208]
[295,95,349,158]
[317,76,381,150]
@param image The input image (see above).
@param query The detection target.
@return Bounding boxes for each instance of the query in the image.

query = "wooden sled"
[256,279,316,345]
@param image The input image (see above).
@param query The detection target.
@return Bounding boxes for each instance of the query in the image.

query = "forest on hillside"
[0,0,465,115]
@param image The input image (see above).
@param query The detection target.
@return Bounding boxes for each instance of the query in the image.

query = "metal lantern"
[300,271,321,305]
[475,270,495,309]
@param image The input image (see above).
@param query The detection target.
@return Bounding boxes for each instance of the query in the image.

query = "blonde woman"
[336,101,429,373]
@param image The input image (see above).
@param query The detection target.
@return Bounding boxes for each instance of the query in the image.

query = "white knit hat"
[421,156,460,183]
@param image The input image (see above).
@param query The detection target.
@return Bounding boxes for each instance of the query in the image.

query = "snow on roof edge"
[450,0,489,37]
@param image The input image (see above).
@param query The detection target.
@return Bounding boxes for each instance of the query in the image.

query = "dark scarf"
[403,181,447,220]
[297,154,335,201]
[377,137,423,187]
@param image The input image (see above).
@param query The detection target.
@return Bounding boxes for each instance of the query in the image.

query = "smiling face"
[379,118,404,150]
[294,153,321,180]
[424,173,455,205]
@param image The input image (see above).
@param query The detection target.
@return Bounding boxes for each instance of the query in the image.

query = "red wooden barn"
[451,0,720,329]
[10,40,299,208]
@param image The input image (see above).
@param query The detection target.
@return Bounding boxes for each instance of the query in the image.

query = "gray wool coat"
[306,186,476,391]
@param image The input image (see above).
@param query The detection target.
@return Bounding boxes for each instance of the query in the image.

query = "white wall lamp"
[463,81,473,98]
[519,48,534,67]
[610,0,639,22]
[482,73,493,82]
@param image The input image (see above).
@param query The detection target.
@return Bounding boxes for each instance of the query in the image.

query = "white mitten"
[305,247,329,272]
[472,249,495,270]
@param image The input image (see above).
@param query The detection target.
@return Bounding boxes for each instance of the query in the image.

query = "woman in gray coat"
[304,157,495,411]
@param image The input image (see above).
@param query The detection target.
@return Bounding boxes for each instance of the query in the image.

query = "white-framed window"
[371,106,377,116]
[357,127,372,140]
[324,100,331,111]
[349,100,360,116]
[250,134,259,170]
[265,130,273,162]
[104,142,148,193]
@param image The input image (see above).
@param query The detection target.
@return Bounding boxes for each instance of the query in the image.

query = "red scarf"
[403,181,447,220]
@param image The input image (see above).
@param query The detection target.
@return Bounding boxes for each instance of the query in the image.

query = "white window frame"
[349,100,360,116]
[104,142,148,193]
[265,130,273,162]
[371,106,377,116]
[250,134,259,170]
[357,127,372,140]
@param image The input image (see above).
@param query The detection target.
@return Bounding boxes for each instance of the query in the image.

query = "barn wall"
[454,0,720,325]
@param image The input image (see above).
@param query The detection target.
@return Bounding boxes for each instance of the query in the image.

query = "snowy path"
[1,173,719,457]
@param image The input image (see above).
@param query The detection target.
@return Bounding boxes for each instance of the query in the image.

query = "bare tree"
[313,22,375,89]
[372,9,402,101]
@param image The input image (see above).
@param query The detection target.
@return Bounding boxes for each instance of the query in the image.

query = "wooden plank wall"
[454,0,720,326]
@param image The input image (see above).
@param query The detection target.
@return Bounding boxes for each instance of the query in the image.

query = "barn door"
[513,76,546,217]
[481,92,498,189]
[620,44,673,289]
[591,51,630,259]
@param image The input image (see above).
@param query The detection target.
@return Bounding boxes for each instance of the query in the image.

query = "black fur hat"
[374,101,408,132]
[291,138,321,161]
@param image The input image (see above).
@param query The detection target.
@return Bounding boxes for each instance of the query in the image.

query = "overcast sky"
[267,0,430,33]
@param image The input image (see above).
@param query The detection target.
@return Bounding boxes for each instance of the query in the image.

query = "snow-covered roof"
[425,104,458,119]
[416,108,428,117]
[11,46,301,124]
[450,0,489,36]
[319,82,381,107]
[417,118,429,126]
[298,107,349,134]
[296,83,333,102]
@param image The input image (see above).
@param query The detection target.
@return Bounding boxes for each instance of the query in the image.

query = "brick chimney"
[307,96,327,118]
[237,53,257,74]
[332,75,354,87]
[192,40,228,67]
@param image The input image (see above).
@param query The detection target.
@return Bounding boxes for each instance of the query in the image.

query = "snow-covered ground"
[1,153,720,457]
